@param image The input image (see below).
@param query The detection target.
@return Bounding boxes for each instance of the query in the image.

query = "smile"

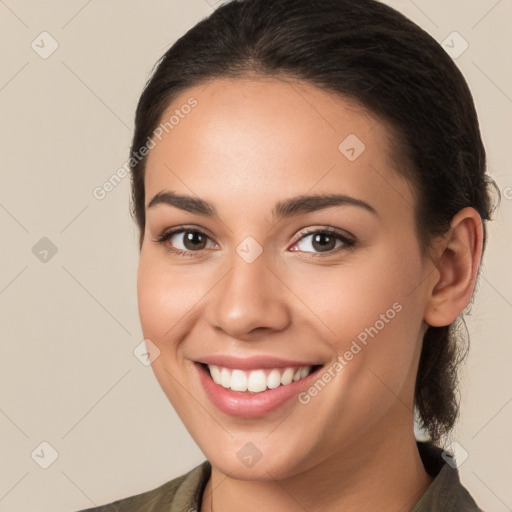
[195,359,324,418]
[205,364,315,393]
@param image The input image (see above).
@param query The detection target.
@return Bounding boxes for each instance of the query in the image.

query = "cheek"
[136,252,206,349]
[287,242,425,393]
[296,245,422,337]
[136,253,204,408]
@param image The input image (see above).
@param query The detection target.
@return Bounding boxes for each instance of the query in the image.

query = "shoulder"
[412,441,485,512]
[74,460,211,512]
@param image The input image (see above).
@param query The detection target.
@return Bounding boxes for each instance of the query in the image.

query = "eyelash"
[153,226,356,258]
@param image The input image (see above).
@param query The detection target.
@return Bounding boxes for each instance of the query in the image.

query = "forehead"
[144,77,414,220]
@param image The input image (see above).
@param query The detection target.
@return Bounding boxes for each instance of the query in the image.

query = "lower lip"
[196,363,321,418]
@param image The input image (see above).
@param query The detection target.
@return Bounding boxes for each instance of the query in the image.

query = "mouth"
[200,363,324,394]
[193,355,326,417]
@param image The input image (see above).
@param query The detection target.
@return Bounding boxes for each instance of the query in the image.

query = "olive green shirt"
[76,442,484,511]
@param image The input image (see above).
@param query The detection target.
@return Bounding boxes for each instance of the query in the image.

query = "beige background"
[0,1,511,511]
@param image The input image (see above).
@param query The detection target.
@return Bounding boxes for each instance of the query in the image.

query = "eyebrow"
[147,190,378,219]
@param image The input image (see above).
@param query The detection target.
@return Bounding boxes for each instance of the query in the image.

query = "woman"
[78,0,497,510]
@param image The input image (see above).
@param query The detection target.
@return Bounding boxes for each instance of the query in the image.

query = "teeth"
[231,370,247,391]
[207,364,314,393]
[220,367,231,388]
[248,370,267,393]
[267,369,281,389]
[281,368,294,385]
[209,365,221,383]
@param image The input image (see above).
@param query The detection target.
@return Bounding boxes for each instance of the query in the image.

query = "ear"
[424,207,484,327]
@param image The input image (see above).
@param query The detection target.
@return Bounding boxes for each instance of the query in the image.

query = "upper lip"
[195,355,324,370]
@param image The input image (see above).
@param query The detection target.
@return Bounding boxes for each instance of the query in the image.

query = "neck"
[202,424,433,512]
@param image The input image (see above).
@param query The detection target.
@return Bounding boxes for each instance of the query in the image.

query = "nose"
[206,249,291,341]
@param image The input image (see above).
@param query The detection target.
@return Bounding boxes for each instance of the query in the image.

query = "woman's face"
[137,77,435,479]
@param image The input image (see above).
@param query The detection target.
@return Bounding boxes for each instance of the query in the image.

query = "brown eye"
[155,228,217,255]
[291,229,355,255]
[310,232,337,252]
[179,230,208,251]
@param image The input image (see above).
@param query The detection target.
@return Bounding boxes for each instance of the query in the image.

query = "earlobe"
[424,207,484,327]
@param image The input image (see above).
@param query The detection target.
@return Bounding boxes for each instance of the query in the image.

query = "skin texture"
[137,77,483,512]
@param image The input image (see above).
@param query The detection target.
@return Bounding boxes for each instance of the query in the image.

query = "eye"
[290,228,355,255]
[153,226,355,257]
[153,227,217,256]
